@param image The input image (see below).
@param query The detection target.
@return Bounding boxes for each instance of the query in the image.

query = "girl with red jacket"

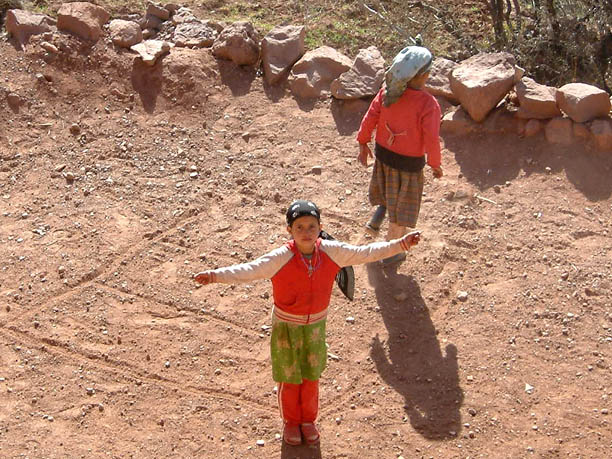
[194,200,420,446]
[357,46,443,265]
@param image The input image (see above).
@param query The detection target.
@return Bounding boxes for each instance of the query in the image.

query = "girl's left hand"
[402,231,421,247]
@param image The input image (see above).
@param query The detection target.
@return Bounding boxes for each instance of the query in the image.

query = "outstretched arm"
[321,231,421,267]
[193,245,293,285]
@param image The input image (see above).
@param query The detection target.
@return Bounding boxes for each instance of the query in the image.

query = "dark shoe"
[365,205,386,233]
[381,252,407,266]
[283,423,302,446]
[301,423,320,444]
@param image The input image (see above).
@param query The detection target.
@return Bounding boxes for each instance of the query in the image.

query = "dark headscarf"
[286,200,320,226]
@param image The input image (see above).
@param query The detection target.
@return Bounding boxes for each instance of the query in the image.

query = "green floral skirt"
[270,317,327,384]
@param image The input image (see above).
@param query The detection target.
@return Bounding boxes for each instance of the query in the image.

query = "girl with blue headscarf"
[356,45,443,264]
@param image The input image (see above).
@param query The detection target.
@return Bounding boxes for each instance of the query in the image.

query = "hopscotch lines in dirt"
[1,206,280,416]
[4,283,271,384]
[0,322,276,417]
[4,207,206,323]
[0,333,277,441]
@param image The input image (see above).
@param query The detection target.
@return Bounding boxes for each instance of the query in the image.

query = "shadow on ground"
[366,263,463,440]
[443,133,612,202]
[131,57,163,113]
[217,59,258,97]
[281,441,322,458]
[330,98,371,136]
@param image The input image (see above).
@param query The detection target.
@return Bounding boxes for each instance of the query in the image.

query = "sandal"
[283,423,302,446]
[301,423,320,444]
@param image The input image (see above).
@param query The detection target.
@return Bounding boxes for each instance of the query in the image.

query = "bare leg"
[386,222,406,241]
[382,222,407,265]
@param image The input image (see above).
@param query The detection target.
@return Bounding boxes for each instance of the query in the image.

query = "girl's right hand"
[358,143,373,167]
[194,271,213,285]
[432,166,443,179]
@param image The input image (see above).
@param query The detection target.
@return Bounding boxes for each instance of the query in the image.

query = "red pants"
[278,378,319,425]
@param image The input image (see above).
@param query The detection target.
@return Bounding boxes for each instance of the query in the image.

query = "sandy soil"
[1,28,612,459]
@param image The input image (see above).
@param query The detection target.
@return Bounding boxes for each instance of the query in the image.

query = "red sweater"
[356,87,442,168]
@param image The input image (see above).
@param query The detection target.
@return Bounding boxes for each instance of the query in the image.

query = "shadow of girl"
[366,263,464,440]
[280,441,322,458]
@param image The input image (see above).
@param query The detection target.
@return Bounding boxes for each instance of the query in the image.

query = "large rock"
[590,119,612,152]
[146,1,170,21]
[289,46,352,99]
[57,2,110,42]
[425,57,458,102]
[173,21,218,48]
[515,77,561,119]
[545,117,574,145]
[212,21,260,66]
[330,46,385,99]
[482,105,520,135]
[440,107,477,135]
[5,9,55,45]
[141,13,163,31]
[523,119,543,137]
[131,40,172,66]
[556,83,611,123]
[261,25,305,85]
[109,19,142,48]
[449,52,516,122]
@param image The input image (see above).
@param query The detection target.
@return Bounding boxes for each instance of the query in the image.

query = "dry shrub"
[1,0,23,25]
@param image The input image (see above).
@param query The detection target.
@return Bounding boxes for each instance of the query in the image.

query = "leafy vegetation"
[484,0,612,92]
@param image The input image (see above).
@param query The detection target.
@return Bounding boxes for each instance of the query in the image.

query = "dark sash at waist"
[375,143,425,172]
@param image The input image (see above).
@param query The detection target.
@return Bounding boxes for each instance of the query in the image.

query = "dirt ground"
[1,25,612,459]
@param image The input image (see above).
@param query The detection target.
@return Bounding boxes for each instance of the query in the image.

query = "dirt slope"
[1,25,612,459]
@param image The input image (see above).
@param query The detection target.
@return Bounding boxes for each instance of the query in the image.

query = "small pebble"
[457,291,468,302]
[393,291,408,302]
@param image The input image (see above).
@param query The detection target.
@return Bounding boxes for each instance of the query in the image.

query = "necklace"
[298,248,320,278]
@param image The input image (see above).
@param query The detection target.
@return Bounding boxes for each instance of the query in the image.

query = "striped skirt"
[369,159,424,228]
